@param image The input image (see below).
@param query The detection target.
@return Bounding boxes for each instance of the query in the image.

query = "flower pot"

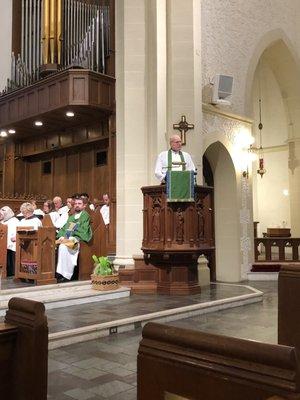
[91,273,119,291]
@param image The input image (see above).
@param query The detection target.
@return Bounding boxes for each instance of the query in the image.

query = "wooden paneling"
[79,147,94,194]
[53,154,67,198]
[74,127,88,143]
[20,123,107,157]
[27,160,42,194]
[3,141,15,194]
[17,140,109,200]
[66,151,79,196]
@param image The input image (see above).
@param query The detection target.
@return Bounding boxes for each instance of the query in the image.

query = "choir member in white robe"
[53,196,70,229]
[100,194,110,225]
[155,134,195,182]
[0,206,19,276]
[17,203,43,230]
[31,200,44,217]
[43,200,60,226]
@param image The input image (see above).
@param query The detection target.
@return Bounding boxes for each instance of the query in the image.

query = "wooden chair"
[0,224,8,278]
[15,226,56,285]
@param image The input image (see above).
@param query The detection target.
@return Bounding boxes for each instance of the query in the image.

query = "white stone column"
[115,0,147,267]
[115,1,203,268]
[166,0,203,183]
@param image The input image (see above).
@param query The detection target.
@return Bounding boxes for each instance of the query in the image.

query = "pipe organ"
[6,0,110,93]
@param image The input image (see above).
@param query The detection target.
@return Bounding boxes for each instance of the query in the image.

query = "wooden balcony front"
[0,69,115,138]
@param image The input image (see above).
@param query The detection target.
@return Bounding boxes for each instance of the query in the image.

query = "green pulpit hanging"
[166,171,195,202]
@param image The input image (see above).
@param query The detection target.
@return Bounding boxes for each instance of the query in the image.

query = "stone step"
[0,280,131,316]
[48,283,263,349]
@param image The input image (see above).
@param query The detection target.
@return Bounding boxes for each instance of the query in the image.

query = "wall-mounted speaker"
[211,74,233,105]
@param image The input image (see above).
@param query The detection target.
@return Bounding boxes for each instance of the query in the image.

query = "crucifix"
[173,115,194,145]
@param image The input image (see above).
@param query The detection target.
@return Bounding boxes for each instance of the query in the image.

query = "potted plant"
[91,255,119,291]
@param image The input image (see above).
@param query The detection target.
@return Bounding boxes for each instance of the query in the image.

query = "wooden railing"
[255,237,300,262]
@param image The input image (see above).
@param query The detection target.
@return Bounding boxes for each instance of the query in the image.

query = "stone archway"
[204,141,241,282]
[249,39,300,237]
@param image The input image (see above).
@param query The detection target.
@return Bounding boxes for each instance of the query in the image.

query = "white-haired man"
[155,134,195,183]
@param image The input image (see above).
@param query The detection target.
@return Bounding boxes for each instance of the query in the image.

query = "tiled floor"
[46,282,254,333]
[47,281,277,399]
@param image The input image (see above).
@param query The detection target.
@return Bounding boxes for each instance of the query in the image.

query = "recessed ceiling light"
[0,130,8,137]
[34,121,43,127]
[8,129,16,134]
[66,111,75,118]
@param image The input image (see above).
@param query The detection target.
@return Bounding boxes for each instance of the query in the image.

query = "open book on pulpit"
[166,170,195,202]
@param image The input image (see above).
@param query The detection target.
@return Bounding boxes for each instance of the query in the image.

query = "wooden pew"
[78,209,108,280]
[0,297,48,400]
[138,322,300,400]
[0,223,8,278]
[15,226,56,285]
[278,264,300,349]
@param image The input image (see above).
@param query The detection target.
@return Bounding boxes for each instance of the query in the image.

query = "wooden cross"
[173,115,194,145]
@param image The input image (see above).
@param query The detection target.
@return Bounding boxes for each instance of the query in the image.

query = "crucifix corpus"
[173,115,194,145]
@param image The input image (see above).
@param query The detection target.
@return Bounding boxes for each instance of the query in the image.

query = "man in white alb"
[100,194,110,225]
[155,134,195,182]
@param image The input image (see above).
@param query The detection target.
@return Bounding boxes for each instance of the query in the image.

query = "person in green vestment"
[56,197,92,282]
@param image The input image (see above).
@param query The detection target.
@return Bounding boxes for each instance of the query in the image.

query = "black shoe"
[57,276,70,283]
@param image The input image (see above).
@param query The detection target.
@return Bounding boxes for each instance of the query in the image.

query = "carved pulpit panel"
[142,185,214,253]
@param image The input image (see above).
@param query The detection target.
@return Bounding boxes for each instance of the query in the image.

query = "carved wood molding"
[0,69,115,135]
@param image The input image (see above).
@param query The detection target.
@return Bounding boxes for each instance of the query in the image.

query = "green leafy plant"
[92,255,113,276]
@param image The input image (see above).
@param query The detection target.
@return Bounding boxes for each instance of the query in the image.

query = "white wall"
[251,60,290,235]
[0,0,12,90]
[201,0,300,117]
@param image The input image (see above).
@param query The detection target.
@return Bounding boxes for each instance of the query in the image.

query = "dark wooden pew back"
[138,322,300,400]
[0,297,48,400]
[78,209,108,280]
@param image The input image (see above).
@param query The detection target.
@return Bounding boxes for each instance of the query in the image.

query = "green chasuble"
[57,211,92,243]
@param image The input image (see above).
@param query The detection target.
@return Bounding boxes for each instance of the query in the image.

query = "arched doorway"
[204,141,241,282]
[250,39,300,237]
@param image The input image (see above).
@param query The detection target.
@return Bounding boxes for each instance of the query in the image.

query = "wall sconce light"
[242,144,257,179]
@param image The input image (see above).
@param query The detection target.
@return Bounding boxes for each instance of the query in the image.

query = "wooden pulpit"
[120,185,215,295]
[0,223,8,278]
[15,226,56,285]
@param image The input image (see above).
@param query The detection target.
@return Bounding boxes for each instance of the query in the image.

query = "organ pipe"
[5,0,111,95]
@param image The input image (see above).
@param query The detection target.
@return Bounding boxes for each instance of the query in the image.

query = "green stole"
[167,149,186,171]
[57,210,93,243]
